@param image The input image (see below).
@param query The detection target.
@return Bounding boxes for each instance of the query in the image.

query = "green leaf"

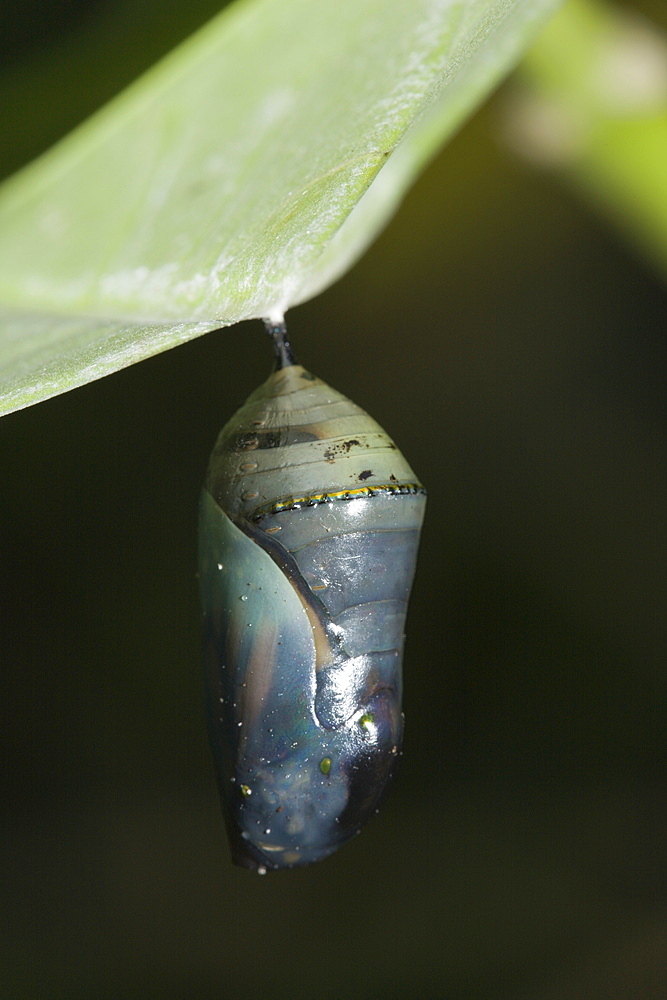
[0,0,562,416]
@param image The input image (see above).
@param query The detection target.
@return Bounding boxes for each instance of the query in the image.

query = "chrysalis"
[199,323,426,871]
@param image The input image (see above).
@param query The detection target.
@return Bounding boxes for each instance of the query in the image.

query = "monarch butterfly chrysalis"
[199,322,426,871]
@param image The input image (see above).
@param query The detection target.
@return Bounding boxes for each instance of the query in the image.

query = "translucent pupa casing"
[199,362,425,871]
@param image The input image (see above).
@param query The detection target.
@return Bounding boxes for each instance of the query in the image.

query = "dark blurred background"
[1,2,666,998]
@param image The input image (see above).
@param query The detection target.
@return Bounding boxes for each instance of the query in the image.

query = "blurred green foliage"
[1,2,666,999]
[513,0,667,275]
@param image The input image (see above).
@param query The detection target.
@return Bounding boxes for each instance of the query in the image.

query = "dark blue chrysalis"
[199,324,426,871]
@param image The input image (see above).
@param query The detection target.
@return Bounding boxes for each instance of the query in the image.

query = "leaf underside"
[0,0,562,415]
